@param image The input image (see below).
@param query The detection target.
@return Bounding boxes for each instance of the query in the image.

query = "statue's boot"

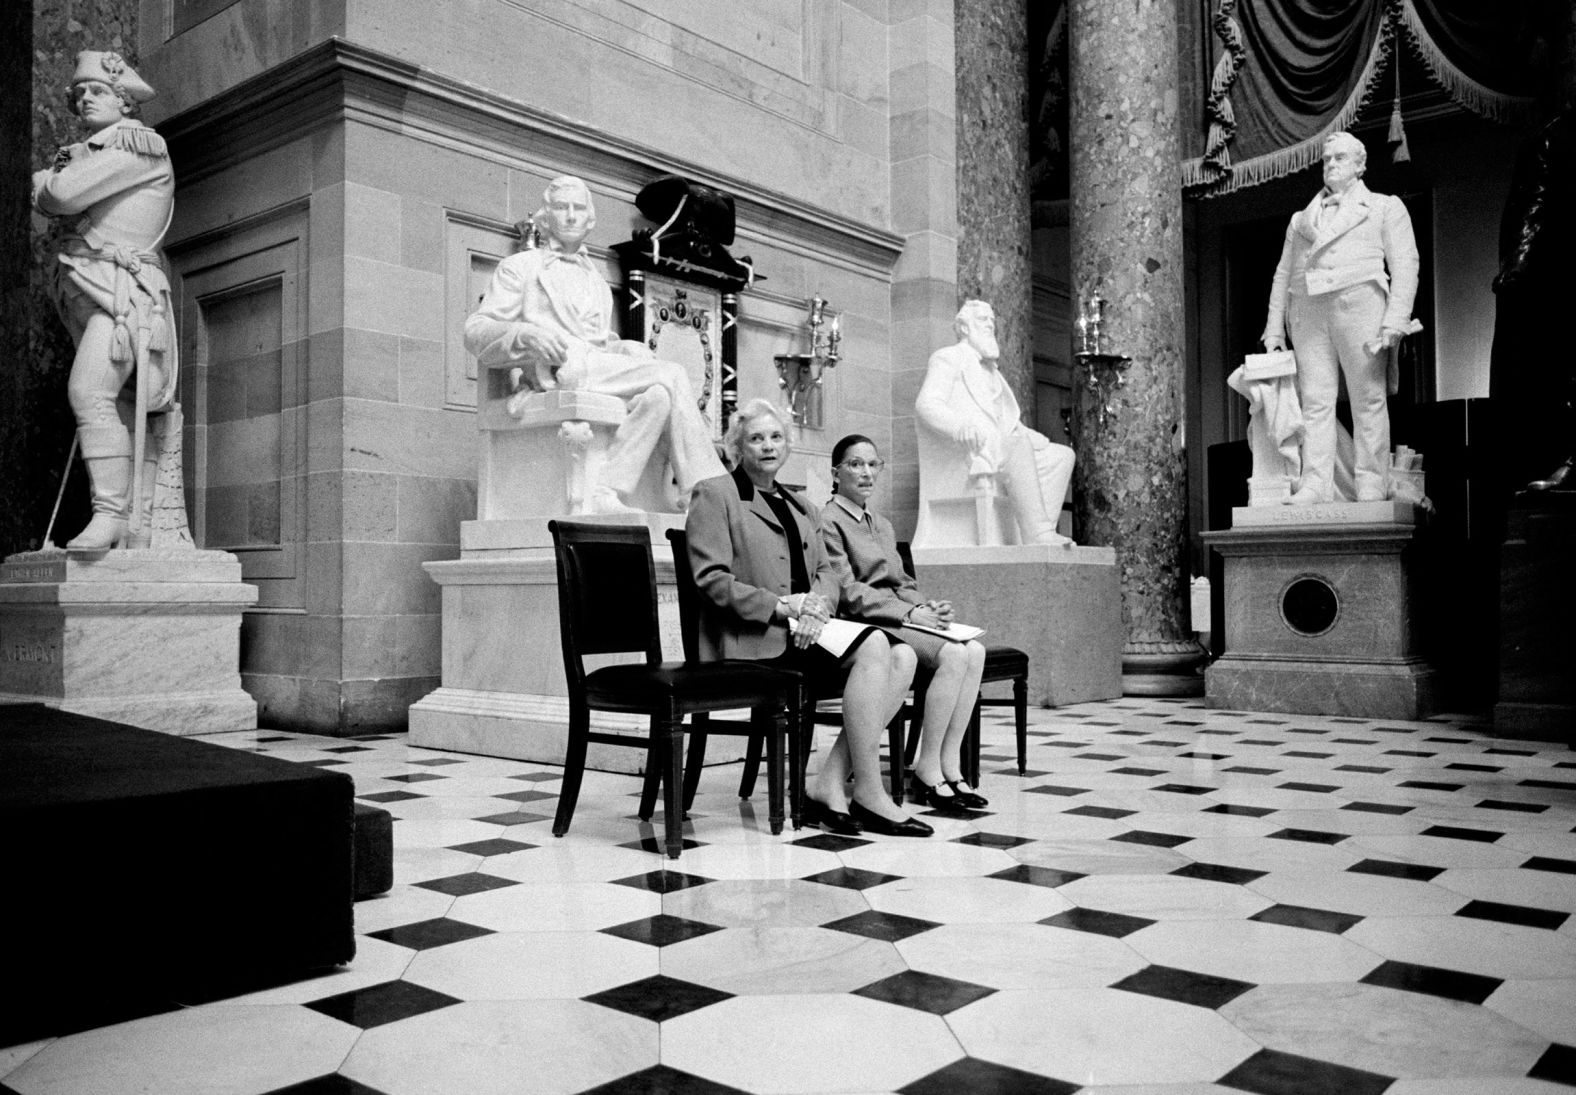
[1525,458,1574,493]
[66,423,132,551]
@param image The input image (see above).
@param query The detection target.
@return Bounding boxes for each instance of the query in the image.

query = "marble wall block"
[910,544,1122,706]
[1204,524,1439,720]
[0,549,257,734]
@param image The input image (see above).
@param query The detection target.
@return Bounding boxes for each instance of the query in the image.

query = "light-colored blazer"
[1263,179,1420,342]
[685,468,841,661]
[819,496,923,627]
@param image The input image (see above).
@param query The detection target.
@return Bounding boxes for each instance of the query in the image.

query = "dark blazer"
[819,496,923,627]
[685,467,841,661]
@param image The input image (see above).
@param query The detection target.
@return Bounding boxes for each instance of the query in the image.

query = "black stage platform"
[0,704,359,1043]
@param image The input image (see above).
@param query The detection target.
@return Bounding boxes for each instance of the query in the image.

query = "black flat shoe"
[945,780,988,810]
[908,774,971,813]
[802,796,862,835]
[848,800,934,838]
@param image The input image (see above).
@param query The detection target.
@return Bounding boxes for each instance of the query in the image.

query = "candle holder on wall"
[774,294,841,429]
[1073,294,1131,428]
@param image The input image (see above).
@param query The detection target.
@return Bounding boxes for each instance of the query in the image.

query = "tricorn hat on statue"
[71,50,157,102]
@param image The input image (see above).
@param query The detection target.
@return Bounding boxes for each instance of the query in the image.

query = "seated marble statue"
[913,300,1075,547]
[464,175,723,513]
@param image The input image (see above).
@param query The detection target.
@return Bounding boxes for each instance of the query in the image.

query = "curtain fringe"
[1394,0,1534,126]
[1186,24,1394,197]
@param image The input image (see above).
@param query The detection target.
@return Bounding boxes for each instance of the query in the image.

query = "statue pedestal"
[1494,494,1576,743]
[408,515,748,774]
[0,549,258,734]
[909,544,1122,706]
[1204,509,1439,719]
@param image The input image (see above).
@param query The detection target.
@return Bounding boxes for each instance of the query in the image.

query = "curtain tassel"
[1388,60,1411,163]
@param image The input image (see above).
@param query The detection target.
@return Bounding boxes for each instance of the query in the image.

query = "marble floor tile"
[446,878,661,932]
[895,922,1147,991]
[1219,982,1550,1081]
[6,1006,358,1095]
[1481,977,1576,1045]
[660,994,961,1094]
[947,987,1259,1086]
[662,878,867,930]
[1059,872,1273,921]
[402,929,658,999]
[352,883,458,935]
[1344,915,1576,979]
[1244,869,1468,918]
[1125,917,1382,983]
[339,999,656,1095]
[863,874,1073,924]
[659,925,906,995]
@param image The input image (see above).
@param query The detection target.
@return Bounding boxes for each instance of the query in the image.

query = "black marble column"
[955,0,1033,411]
[1068,0,1204,694]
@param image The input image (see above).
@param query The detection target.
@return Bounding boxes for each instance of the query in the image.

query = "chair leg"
[638,716,663,822]
[1014,674,1028,775]
[737,733,764,800]
[966,699,982,788]
[788,696,806,829]
[792,697,814,829]
[903,674,931,766]
[661,715,685,860]
[762,705,785,835]
[682,713,710,811]
[887,715,905,805]
[554,704,591,838]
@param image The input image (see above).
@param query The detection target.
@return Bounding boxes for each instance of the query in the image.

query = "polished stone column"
[1068,0,1204,694]
[955,0,1033,410]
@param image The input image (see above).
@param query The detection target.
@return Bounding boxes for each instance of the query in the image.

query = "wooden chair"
[665,529,904,818]
[548,520,803,858]
[897,541,1030,783]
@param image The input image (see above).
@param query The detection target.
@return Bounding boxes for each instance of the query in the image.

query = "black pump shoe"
[945,780,988,810]
[908,773,972,813]
[848,800,934,838]
[802,796,862,835]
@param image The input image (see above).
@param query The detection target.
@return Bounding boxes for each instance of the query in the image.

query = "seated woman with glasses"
[820,434,989,812]
[685,401,933,837]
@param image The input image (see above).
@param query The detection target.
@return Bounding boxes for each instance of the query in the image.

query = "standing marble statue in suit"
[465,175,724,513]
[914,300,1076,545]
[31,51,176,550]
[1263,132,1420,504]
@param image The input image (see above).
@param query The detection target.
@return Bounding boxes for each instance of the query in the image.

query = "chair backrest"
[896,540,917,582]
[549,520,663,691]
[664,528,705,663]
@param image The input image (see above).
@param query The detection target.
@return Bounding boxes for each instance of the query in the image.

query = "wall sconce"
[774,294,841,429]
[1073,294,1131,428]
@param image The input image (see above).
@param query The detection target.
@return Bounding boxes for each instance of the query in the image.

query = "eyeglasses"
[838,459,885,473]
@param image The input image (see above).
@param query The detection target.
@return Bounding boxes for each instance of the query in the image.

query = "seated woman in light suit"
[686,400,932,837]
[821,435,989,812]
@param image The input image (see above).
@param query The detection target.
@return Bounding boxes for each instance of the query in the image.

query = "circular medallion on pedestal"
[1279,574,1339,637]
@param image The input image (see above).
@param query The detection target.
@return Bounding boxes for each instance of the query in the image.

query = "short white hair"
[954,299,994,339]
[1324,131,1367,173]
[723,399,789,463]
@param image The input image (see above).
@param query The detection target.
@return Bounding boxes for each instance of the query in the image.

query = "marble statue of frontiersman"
[32,50,177,550]
[914,300,1076,546]
[464,175,724,513]
[1263,131,1420,505]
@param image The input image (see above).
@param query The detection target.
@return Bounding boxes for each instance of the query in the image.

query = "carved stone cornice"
[156,37,904,277]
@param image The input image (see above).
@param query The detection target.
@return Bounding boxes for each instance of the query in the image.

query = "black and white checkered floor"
[5,698,1575,1094]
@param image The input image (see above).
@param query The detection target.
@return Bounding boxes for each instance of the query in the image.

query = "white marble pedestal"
[408,514,749,774]
[1204,505,1439,719]
[909,544,1123,706]
[0,548,258,734]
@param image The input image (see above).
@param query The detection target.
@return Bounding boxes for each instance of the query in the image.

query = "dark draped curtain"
[1184,0,1536,195]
